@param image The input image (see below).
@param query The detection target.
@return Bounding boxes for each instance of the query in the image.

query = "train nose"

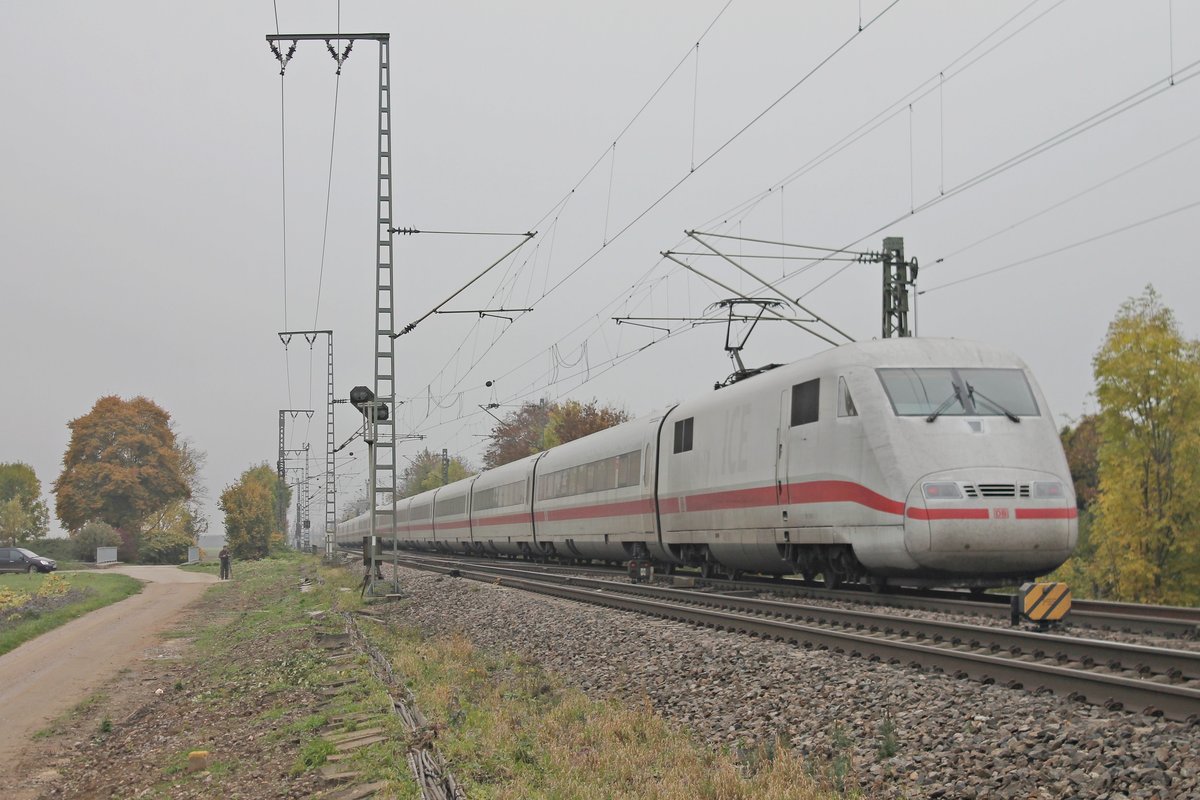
[902,468,1078,578]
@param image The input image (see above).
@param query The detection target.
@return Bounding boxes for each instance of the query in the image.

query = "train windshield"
[877,368,1039,417]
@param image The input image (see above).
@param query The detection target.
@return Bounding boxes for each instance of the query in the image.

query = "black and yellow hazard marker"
[1010,581,1072,629]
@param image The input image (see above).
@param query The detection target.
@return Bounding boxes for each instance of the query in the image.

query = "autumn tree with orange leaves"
[482,399,629,468]
[54,396,190,561]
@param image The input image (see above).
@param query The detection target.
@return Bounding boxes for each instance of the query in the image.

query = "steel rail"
[370,550,1200,638]
[764,583,1200,639]
[390,554,1200,723]
[396,555,1200,683]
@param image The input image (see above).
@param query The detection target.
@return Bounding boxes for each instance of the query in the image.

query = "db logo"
[992,508,1010,519]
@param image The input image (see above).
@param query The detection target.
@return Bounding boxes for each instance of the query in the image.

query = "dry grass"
[375,625,846,800]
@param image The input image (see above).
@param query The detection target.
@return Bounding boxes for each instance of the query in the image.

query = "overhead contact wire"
[521,0,736,240]
[930,129,1200,268]
[313,74,341,328]
[273,0,294,408]
[701,0,1061,230]
[539,0,902,302]
[403,1,738,422]
[795,54,1200,302]
[924,198,1200,293]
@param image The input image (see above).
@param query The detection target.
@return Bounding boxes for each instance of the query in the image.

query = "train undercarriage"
[383,537,1033,592]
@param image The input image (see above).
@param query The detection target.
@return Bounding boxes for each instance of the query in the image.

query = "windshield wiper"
[925,384,965,423]
[967,383,1020,423]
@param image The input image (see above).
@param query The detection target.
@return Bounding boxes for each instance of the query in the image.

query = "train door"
[776,390,791,505]
[782,378,821,504]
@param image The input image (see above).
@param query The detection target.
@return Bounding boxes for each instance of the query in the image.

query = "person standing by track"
[218,546,231,580]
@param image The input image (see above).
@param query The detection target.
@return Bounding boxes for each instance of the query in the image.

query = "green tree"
[482,399,630,468]
[140,500,196,564]
[175,436,209,537]
[483,401,553,469]
[70,520,122,562]
[340,490,369,522]
[1088,286,1200,604]
[544,399,630,449]
[220,464,290,559]
[1050,415,1103,595]
[1060,415,1100,510]
[54,396,190,561]
[0,463,50,542]
[0,498,31,546]
[401,449,475,498]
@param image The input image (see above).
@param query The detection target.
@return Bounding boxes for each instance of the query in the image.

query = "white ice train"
[336,338,1078,589]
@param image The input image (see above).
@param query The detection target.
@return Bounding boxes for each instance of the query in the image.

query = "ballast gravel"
[382,565,1199,799]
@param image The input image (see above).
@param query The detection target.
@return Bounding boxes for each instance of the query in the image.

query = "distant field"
[0,572,143,656]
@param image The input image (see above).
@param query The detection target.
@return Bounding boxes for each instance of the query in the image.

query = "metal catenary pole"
[277,410,314,481]
[282,445,310,548]
[279,330,336,558]
[371,37,400,591]
[265,34,397,576]
[880,236,917,338]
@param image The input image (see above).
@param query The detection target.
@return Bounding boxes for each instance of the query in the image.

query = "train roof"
[799,336,1029,371]
[667,337,1034,412]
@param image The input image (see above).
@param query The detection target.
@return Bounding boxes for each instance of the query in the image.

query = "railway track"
[360,549,1199,639]
[380,552,1200,723]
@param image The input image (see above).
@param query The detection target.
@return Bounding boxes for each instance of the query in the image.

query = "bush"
[24,537,75,562]
[0,586,31,613]
[37,574,71,598]
[71,522,122,562]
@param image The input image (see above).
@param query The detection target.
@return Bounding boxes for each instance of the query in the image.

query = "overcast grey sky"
[3,1,1198,538]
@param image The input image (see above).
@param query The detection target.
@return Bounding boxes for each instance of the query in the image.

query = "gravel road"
[384,564,1199,799]
[0,566,216,767]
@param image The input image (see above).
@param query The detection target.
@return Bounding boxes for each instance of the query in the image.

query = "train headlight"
[922,482,962,500]
[1032,481,1065,499]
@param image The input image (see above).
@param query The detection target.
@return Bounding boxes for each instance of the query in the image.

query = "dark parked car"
[0,547,57,574]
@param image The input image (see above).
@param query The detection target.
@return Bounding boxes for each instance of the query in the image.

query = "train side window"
[617,450,641,488]
[837,376,858,418]
[790,379,820,426]
[673,417,694,453]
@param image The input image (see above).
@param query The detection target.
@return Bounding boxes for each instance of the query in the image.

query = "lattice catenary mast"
[279,330,336,557]
[266,33,398,571]
[277,409,314,481]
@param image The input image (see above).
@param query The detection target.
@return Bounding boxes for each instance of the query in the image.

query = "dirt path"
[0,566,217,766]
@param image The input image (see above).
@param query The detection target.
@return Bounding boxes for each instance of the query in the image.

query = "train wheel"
[700,562,716,579]
[820,568,842,590]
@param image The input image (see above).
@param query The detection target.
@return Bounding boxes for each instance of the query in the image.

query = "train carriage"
[531,413,666,563]
[336,338,1077,589]
[432,477,476,554]
[406,493,435,550]
[469,454,539,557]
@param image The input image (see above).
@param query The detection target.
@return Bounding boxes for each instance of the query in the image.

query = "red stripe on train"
[663,480,904,516]
[1015,507,1078,520]
[381,483,1076,533]
[906,507,991,520]
[786,481,905,516]
[473,512,534,527]
[542,498,656,522]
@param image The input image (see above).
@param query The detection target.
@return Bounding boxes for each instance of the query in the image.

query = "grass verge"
[0,572,143,656]
[358,596,846,798]
[34,557,847,798]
